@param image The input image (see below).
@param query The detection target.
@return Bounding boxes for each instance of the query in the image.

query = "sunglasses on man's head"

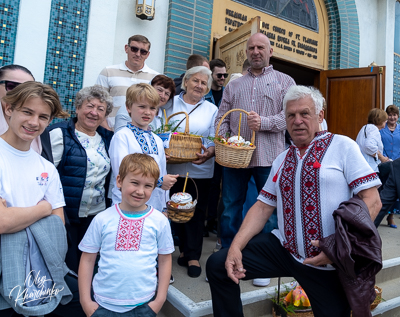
[0,80,22,91]
[128,45,149,56]
[216,73,229,79]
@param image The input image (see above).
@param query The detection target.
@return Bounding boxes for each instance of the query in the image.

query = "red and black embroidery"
[300,133,333,258]
[279,146,300,259]
[260,190,277,202]
[115,217,144,251]
[349,173,379,190]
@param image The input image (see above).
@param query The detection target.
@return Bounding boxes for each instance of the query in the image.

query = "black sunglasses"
[128,45,149,56]
[216,73,229,79]
[0,80,22,91]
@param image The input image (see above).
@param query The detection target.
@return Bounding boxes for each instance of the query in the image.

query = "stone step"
[159,259,400,317]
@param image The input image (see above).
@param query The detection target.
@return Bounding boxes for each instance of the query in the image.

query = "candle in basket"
[163,109,167,125]
[182,172,189,193]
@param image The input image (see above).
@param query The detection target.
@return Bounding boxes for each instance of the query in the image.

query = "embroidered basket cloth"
[214,109,256,169]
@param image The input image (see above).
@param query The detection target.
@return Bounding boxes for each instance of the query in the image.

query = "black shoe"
[188,265,202,278]
[177,256,188,267]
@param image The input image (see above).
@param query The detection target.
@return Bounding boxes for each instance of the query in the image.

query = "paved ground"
[170,214,400,304]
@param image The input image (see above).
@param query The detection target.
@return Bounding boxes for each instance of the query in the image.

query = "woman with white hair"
[49,85,114,273]
[167,66,218,278]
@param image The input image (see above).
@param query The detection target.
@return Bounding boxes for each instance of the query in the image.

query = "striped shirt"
[95,63,159,127]
[215,66,295,167]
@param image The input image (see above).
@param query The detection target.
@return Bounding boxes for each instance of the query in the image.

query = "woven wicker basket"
[370,286,382,310]
[164,111,202,164]
[214,109,256,168]
[167,177,198,223]
[272,306,314,317]
[272,288,314,317]
[350,285,382,315]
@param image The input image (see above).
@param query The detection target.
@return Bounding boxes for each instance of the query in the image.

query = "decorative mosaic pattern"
[394,54,400,108]
[164,0,213,78]
[324,0,360,69]
[0,0,20,66]
[44,0,91,121]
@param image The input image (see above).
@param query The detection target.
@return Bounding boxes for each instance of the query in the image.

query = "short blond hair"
[118,153,160,188]
[2,81,69,119]
[125,83,160,110]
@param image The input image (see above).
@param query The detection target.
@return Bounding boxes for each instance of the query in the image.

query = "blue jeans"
[91,303,156,316]
[220,166,277,248]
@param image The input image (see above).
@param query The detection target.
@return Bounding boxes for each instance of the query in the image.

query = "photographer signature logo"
[9,270,64,306]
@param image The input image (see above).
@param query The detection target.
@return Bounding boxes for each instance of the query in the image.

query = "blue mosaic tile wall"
[164,0,213,78]
[394,54,400,108]
[0,0,20,66]
[44,0,91,120]
[324,0,359,69]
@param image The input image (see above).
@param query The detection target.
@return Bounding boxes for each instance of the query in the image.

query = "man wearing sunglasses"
[205,59,227,108]
[96,34,159,131]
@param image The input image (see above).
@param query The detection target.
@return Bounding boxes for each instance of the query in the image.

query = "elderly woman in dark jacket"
[49,85,114,272]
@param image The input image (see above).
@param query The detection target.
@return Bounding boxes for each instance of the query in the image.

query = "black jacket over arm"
[319,196,382,317]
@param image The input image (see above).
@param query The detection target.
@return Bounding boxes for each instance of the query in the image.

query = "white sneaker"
[205,276,208,282]
[170,275,174,284]
[213,241,222,253]
[253,278,271,287]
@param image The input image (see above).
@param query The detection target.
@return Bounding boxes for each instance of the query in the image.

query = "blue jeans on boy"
[90,302,156,316]
[220,166,278,248]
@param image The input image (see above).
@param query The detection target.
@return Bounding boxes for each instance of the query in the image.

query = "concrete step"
[160,258,400,317]
[160,224,400,317]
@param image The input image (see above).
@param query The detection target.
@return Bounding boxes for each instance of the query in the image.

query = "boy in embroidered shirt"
[109,83,178,212]
[78,153,174,316]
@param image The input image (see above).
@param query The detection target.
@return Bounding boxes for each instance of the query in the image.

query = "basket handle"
[178,175,198,201]
[166,111,189,133]
[215,109,255,144]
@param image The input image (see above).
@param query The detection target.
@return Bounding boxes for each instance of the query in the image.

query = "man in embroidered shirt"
[215,33,296,249]
[96,34,159,131]
[206,85,382,317]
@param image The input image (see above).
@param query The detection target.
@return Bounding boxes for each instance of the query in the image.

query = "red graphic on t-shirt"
[115,217,144,251]
[36,172,49,186]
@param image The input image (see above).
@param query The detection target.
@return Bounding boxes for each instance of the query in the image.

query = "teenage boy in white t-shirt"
[78,153,174,316]
[0,82,85,316]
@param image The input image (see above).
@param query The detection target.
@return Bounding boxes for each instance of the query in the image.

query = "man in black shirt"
[205,59,227,108]
[204,59,228,239]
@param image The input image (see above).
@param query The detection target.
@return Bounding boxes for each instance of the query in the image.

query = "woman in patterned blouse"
[49,85,114,273]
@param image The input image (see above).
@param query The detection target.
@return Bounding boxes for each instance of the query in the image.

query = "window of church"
[234,0,318,31]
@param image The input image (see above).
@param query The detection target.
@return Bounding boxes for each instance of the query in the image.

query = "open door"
[214,16,261,74]
[319,66,385,140]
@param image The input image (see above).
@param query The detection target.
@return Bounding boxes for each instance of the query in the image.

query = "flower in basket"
[284,285,311,309]
[213,135,255,148]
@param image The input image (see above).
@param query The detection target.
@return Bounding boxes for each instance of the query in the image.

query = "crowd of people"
[0,31,397,317]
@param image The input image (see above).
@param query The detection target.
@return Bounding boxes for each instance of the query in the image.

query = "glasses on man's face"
[216,73,229,79]
[0,80,22,91]
[128,45,149,56]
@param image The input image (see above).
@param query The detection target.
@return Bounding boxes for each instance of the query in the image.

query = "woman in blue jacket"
[49,85,114,272]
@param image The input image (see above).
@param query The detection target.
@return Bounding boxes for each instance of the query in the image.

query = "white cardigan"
[355,124,384,172]
[165,94,218,179]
